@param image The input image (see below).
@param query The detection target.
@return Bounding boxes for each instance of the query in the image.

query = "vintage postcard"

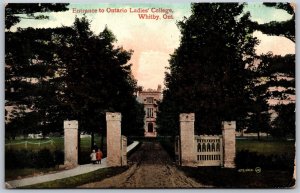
[4,2,295,189]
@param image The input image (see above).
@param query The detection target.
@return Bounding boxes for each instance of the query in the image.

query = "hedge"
[5,149,64,169]
[235,150,294,171]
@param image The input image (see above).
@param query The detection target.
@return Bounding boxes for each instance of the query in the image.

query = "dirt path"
[79,141,210,188]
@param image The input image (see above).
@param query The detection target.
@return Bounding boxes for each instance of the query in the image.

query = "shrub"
[36,149,54,168]
[235,150,294,171]
[5,149,64,169]
[54,150,64,165]
[5,149,18,169]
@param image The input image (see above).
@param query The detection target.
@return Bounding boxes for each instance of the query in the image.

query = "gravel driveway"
[79,141,210,188]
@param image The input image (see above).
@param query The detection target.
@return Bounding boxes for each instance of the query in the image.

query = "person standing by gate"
[96,149,103,164]
[90,150,97,164]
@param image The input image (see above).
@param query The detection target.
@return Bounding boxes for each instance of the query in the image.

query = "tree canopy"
[248,3,295,139]
[157,3,258,135]
[57,17,144,136]
[5,16,144,139]
[158,3,295,139]
[254,3,295,42]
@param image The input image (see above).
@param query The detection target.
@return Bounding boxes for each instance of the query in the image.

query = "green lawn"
[6,137,295,184]
[158,137,295,187]
[159,138,295,160]
[5,136,107,180]
[236,139,295,158]
[173,139,295,188]
[5,136,106,152]
[22,166,128,188]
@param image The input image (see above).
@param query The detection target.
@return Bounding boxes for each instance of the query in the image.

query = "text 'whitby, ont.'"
[72,7,174,20]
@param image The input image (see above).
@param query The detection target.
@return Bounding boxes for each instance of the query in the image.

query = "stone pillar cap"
[180,113,195,122]
[64,120,78,129]
[222,121,236,130]
[106,112,122,121]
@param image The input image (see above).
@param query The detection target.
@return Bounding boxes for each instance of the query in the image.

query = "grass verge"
[5,167,62,181]
[179,166,295,188]
[21,166,128,189]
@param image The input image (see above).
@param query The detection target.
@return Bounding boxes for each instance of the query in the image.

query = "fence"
[5,140,55,149]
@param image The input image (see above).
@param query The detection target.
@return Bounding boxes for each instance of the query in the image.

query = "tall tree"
[57,17,144,147]
[157,3,258,135]
[243,74,271,140]
[5,3,69,139]
[248,53,295,139]
[5,27,66,138]
[6,16,144,141]
[249,3,295,139]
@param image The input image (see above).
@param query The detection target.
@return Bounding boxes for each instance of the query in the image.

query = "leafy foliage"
[255,3,295,42]
[246,3,295,139]
[157,3,258,135]
[246,53,295,138]
[271,103,295,138]
[5,27,67,138]
[5,16,144,139]
[57,17,144,136]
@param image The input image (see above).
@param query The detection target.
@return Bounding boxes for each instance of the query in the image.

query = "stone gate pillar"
[180,113,196,167]
[121,135,127,166]
[222,121,236,168]
[64,120,78,167]
[106,112,122,167]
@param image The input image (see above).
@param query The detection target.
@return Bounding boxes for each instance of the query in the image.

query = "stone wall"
[179,113,196,167]
[106,112,122,167]
[64,120,78,167]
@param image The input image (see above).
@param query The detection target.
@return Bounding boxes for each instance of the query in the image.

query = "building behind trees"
[137,85,162,137]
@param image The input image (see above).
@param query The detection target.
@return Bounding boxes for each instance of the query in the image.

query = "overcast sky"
[11,3,295,89]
